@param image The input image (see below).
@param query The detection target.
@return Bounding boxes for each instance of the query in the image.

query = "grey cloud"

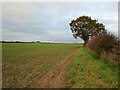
[2,2,118,42]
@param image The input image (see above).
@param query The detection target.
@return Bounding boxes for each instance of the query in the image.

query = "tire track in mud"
[33,47,79,88]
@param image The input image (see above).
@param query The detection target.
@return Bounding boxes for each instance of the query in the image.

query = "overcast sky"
[2,2,118,43]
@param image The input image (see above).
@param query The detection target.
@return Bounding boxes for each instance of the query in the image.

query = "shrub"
[86,33,118,54]
[86,32,118,64]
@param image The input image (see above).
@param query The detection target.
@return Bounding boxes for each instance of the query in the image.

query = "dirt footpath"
[33,47,79,88]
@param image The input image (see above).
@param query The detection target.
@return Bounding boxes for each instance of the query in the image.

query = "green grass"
[65,46,118,88]
[2,43,80,88]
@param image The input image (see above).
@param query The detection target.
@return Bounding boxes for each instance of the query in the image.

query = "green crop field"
[2,43,118,88]
[2,43,80,88]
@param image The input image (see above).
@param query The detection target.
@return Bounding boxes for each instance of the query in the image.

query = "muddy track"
[33,47,79,88]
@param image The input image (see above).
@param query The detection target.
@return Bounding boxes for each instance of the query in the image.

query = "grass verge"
[65,46,118,88]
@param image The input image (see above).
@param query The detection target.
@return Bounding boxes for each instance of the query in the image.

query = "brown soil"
[33,47,79,88]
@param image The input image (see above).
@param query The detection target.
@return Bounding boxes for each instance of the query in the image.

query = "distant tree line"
[0,41,81,44]
[0,41,41,43]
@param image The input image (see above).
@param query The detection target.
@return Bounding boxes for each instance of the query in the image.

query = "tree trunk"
[84,40,87,46]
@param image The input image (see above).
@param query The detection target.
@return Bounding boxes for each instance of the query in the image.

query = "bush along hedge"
[86,32,119,65]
